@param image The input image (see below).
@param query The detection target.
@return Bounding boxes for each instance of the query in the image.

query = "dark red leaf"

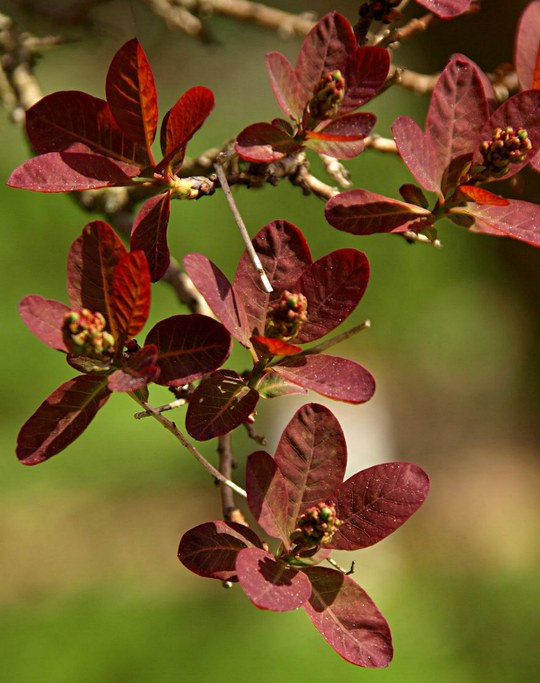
[325,189,434,235]
[185,370,259,441]
[111,250,151,344]
[392,116,442,194]
[178,520,263,582]
[265,51,302,120]
[274,403,347,535]
[516,1,540,89]
[272,354,376,404]
[7,152,141,192]
[105,38,158,156]
[145,314,232,386]
[233,220,312,337]
[339,46,390,114]
[246,450,290,543]
[130,192,171,282]
[251,336,301,357]
[235,122,303,163]
[24,91,150,167]
[399,183,430,208]
[157,86,214,174]
[305,113,375,159]
[328,462,430,551]
[67,221,127,340]
[236,547,312,612]
[303,567,393,668]
[107,344,160,392]
[458,185,509,206]
[293,249,369,343]
[254,369,308,399]
[183,253,250,347]
[416,0,471,18]
[455,199,540,248]
[19,295,70,352]
[16,375,111,465]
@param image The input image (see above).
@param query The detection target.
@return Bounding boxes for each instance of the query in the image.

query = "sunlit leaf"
[246,450,289,543]
[19,295,70,352]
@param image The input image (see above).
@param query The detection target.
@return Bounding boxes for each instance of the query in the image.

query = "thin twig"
[326,556,355,575]
[217,433,246,524]
[297,321,371,357]
[215,153,273,293]
[134,397,187,419]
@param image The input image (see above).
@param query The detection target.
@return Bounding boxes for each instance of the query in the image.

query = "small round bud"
[62,308,115,358]
[290,502,341,548]
[265,291,308,341]
[476,126,532,180]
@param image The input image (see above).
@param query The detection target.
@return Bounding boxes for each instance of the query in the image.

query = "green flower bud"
[290,502,341,548]
[62,308,115,358]
[307,70,346,120]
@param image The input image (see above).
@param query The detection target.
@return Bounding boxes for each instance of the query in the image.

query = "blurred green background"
[1,1,539,681]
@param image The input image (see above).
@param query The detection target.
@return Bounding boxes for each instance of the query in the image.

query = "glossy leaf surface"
[303,567,393,668]
[110,250,151,342]
[236,547,312,612]
[328,462,430,551]
[130,192,171,282]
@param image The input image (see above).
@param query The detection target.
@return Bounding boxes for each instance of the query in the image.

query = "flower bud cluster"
[358,0,401,24]
[265,290,308,341]
[62,308,115,357]
[307,70,345,120]
[290,502,341,548]
[478,127,532,179]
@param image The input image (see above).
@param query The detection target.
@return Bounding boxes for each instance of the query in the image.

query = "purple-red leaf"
[67,221,127,339]
[515,1,540,90]
[7,152,141,192]
[339,46,390,114]
[328,462,430,551]
[19,295,70,352]
[183,253,250,347]
[293,249,369,343]
[455,199,540,248]
[105,38,158,155]
[16,374,111,465]
[236,547,312,612]
[246,450,290,543]
[145,314,231,386]
[305,113,375,159]
[233,220,312,337]
[23,91,150,167]
[157,86,214,173]
[272,354,376,404]
[303,567,393,668]
[416,0,472,19]
[235,122,303,163]
[178,521,263,582]
[325,189,434,235]
[107,344,159,392]
[130,191,171,282]
[274,403,347,535]
[111,250,151,343]
[185,370,259,441]
[392,116,442,194]
[265,51,302,120]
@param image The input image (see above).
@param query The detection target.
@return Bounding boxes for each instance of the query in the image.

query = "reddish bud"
[265,291,308,341]
[477,127,532,180]
[306,71,346,121]
[290,502,341,548]
[62,308,115,358]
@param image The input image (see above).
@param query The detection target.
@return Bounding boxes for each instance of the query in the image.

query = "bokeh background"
[1,1,539,681]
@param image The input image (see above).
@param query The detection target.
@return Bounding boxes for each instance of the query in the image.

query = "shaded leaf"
[305,113,375,158]
[7,152,141,192]
[265,51,302,120]
[246,450,290,543]
[178,520,263,582]
[235,122,303,163]
[325,189,433,235]
[273,354,376,404]
[145,314,231,386]
[293,249,369,343]
[303,567,393,668]
[339,46,389,114]
[236,547,312,612]
[416,0,471,18]
[185,370,259,441]
[19,295,70,352]
[274,403,347,535]
[516,0,540,89]
[130,192,171,282]
[111,250,151,344]
[105,38,158,154]
[328,462,430,551]
[16,375,111,465]
[183,253,250,346]
[455,199,540,248]
[233,220,312,337]
[392,116,442,194]
[107,344,160,392]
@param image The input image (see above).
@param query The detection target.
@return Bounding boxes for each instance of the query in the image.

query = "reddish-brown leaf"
[178,521,264,582]
[328,462,430,551]
[516,0,540,89]
[107,345,160,392]
[265,51,302,121]
[105,38,158,156]
[274,403,347,535]
[250,336,301,357]
[145,314,232,386]
[185,370,259,441]
[246,451,290,544]
[272,354,376,404]
[111,250,151,344]
[458,185,509,206]
[235,122,303,163]
[19,295,70,352]
[130,192,171,282]
[456,199,540,248]
[303,567,393,668]
[16,375,111,465]
[236,547,312,611]
[416,0,471,18]
[392,116,442,195]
